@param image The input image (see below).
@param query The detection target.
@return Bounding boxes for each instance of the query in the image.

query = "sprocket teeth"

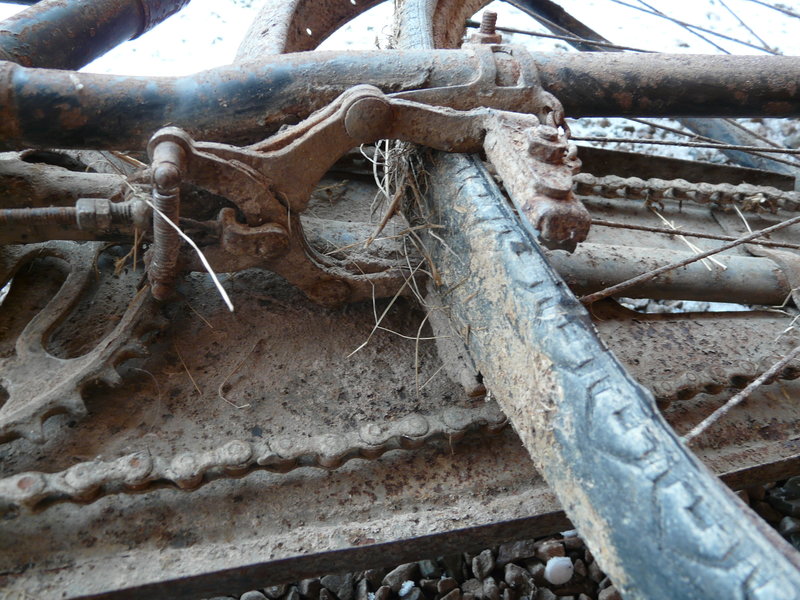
[60,392,89,417]
[19,420,45,444]
[111,341,149,362]
[97,368,123,388]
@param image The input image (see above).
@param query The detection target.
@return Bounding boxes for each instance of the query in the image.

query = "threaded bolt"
[480,11,498,35]
[149,139,186,301]
[0,206,75,226]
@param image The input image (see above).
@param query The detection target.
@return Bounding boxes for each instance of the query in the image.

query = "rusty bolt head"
[535,125,559,142]
[153,163,182,192]
[344,95,392,143]
[527,133,566,165]
[534,170,573,199]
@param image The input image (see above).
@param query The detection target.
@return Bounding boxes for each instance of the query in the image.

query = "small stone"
[285,587,301,600]
[534,540,564,562]
[463,594,475,600]
[319,589,335,600]
[438,578,459,596]
[779,516,800,537]
[472,549,495,580]
[241,592,267,600]
[497,540,538,568]
[420,579,438,595]
[578,595,592,600]
[298,579,322,600]
[383,563,420,593]
[535,589,556,600]
[364,570,386,592]
[462,578,484,600]
[355,579,369,600]
[747,485,766,502]
[789,532,800,551]
[440,589,461,600]
[504,564,536,596]
[322,573,355,600]
[755,501,784,523]
[525,562,545,587]
[374,587,390,600]
[583,548,593,565]
[587,560,604,583]
[564,536,584,552]
[598,586,622,600]
[483,577,501,600]
[598,577,612,590]
[441,554,467,582]
[265,586,286,600]
[401,587,423,600]
[420,559,441,579]
[573,559,587,578]
[544,556,573,585]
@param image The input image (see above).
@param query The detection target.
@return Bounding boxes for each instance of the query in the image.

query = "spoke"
[621,117,800,168]
[580,213,800,305]
[610,0,776,53]
[719,0,774,52]
[631,0,729,53]
[464,19,653,52]
[590,219,800,251]
[683,344,800,443]
[743,0,800,20]
[572,135,800,156]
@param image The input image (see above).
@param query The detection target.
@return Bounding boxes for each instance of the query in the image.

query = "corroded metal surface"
[1,50,800,150]
[0,242,160,443]
[0,0,191,69]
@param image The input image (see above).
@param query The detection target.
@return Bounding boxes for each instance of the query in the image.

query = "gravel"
[543,557,574,586]
[200,480,800,600]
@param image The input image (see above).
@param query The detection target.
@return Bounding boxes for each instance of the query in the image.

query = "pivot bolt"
[480,11,498,35]
[467,11,502,45]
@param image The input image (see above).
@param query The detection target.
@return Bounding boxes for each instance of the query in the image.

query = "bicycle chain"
[2,176,798,514]
[0,400,507,515]
[573,172,799,210]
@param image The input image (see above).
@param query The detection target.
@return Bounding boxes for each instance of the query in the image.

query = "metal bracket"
[144,81,589,301]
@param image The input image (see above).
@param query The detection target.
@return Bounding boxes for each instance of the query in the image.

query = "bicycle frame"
[3,1,800,599]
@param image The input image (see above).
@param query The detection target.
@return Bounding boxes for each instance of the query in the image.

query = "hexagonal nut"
[526,129,566,164]
[76,198,112,231]
[466,32,503,45]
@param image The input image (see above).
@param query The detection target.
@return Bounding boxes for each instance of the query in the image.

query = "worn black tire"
[417,151,800,599]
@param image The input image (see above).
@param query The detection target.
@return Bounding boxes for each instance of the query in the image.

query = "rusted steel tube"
[0,50,477,150]
[546,242,790,305]
[0,205,74,225]
[534,52,800,118]
[0,51,799,150]
[0,0,191,69]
